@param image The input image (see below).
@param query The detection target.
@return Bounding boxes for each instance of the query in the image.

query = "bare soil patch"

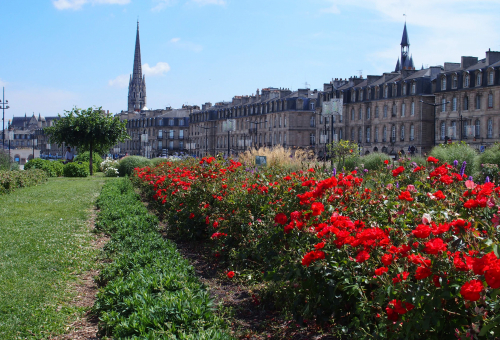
[51,209,109,340]
[170,238,337,340]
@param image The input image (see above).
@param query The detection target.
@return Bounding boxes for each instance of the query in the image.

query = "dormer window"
[489,71,495,85]
[452,75,458,89]
[441,77,447,91]
[392,84,397,97]
[352,90,356,102]
[310,102,315,110]
[367,88,371,99]
[464,73,470,88]
[402,83,407,95]
[411,83,416,94]
[384,86,388,98]
[359,90,363,101]
[477,73,482,86]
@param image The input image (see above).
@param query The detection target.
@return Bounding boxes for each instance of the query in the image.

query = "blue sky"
[2,0,500,123]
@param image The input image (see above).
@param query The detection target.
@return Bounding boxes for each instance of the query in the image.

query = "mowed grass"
[0,175,108,339]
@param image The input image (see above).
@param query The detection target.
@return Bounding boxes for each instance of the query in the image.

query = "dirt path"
[171,239,338,340]
[51,209,109,340]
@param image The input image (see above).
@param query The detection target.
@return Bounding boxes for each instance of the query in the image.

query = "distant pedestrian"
[63,147,73,164]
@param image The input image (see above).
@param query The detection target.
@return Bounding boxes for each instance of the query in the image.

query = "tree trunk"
[89,143,93,176]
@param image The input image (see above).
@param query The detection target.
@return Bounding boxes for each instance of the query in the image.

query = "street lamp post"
[420,100,450,146]
[31,133,37,160]
[1,88,10,151]
[246,120,267,150]
[200,125,217,157]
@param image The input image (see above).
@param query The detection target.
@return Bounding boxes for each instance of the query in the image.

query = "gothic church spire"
[395,22,415,72]
[128,21,147,112]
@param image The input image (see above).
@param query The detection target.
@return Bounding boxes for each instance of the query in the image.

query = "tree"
[44,107,129,175]
[327,140,360,171]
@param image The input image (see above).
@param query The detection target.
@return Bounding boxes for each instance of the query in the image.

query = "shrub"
[359,152,390,171]
[0,150,10,171]
[93,179,232,339]
[117,156,151,176]
[150,157,167,167]
[104,166,119,177]
[429,142,477,175]
[63,162,89,177]
[0,169,47,194]
[24,158,63,177]
[74,151,102,173]
[238,145,315,170]
[100,158,118,172]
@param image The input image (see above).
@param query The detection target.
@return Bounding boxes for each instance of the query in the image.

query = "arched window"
[383,105,388,118]
[488,119,493,138]
[441,77,447,90]
[441,122,446,140]
[366,107,371,120]
[410,124,415,141]
[475,119,480,137]
[383,126,387,142]
[452,97,457,111]
[442,98,447,112]
[374,127,379,142]
[400,125,405,141]
[488,93,494,108]
[452,75,458,89]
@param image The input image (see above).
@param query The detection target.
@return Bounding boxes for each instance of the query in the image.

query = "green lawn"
[0,176,108,339]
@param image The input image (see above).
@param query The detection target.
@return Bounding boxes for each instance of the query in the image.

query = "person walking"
[63,147,74,164]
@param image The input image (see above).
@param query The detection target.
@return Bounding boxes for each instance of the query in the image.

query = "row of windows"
[441,71,495,91]
[438,93,494,112]
[126,140,184,150]
[128,118,186,128]
[157,130,186,139]
[351,83,418,102]
[348,125,416,143]
[440,119,497,139]
[349,102,417,121]
[215,133,289,148]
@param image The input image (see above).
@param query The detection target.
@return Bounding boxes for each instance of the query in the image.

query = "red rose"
[311,202,325,216]
[398,191,414,201]
[375,267,388,276]
[392,166,405,177]
[392,271,410,284]
[415,266,432,280]
[384,160,389,165]
[423,238,447,255]
[189,213,195,219]
[460,280,484,301]
[274,213,288,225]
[412,224,431,239]
[381,253,393,266]
[302,250,326,267]
[427,156,439,164]
[355,250,370,263]
[227,271,235,278]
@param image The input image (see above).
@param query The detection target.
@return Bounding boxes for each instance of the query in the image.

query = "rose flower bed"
[131,156,500,339]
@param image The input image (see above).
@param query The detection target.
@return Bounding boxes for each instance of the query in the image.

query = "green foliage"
[328,140,360,171]
[357,152,391,171]
[429,142,477,174]
[0,169,48,194]
[44,107,129,175]
[74,151,103,172]
[150,157,167,167]
[92,179,233,339]
[63,162,90,177]
[118,156,151,177]
[0,150,10,171]
[24,158,64,177]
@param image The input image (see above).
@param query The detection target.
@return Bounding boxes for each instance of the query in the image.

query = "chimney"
[486,50,500,65]
[461,56,479,69]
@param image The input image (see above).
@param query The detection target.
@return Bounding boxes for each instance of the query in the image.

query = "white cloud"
[152,0,178,12]
[53,0,129,10]
[108,74,129,88]
[142,62,171,76]
[321,0,500,68]
[190,0,226,5]
[169,38,203,52]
